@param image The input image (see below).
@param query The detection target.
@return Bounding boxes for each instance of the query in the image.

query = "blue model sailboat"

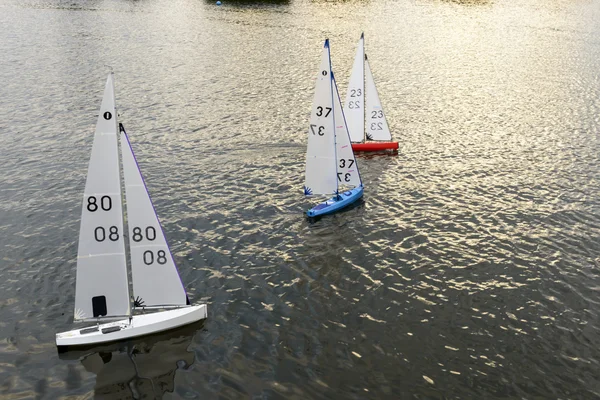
[304,39,364,218]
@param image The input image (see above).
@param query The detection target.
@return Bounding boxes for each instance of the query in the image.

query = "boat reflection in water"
[59,321,204,398]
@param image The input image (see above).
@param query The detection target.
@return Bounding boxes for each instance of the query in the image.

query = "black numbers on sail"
[132,226,157,242]
[350,89,362,97]
[310,124,325,136]
[103,112,112,120]
[348,101,360,109]
[370,122,383,131]
[371,110,384,119]
[87,196,112,212]
[339,159,355,169]
[143,250,168,265]
[316,106,332,117]
[337,172,351,182]
[94,226,119,242]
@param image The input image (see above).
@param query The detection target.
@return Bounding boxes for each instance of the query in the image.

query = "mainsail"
[304,39,338,197]
[74,73,130,320]
[343,33,365,143]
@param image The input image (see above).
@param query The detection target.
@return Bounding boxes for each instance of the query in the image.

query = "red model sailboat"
[343,33,398,153]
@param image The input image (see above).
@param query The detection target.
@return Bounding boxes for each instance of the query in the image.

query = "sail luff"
[74,73,131,321]
[120,125,188,307]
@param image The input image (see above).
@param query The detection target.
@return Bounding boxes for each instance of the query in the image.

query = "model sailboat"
[56,74,207,348]
[304,40,363,218]
[344,33,398,152]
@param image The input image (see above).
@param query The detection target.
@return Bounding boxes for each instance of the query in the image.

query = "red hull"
[351,142,399,152]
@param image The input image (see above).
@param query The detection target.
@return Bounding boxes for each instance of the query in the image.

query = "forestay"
[120,126,188,308]
[75,74,130,320]
[365,56,392,141]
[304,40,337,197]
[344,33,365,143]
[333,75,362,188]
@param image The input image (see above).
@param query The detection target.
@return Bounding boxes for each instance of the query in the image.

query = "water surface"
[1,0,600,398]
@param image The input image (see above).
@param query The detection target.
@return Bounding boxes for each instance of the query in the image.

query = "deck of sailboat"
[56,304,207,348]
[307,186,363,217]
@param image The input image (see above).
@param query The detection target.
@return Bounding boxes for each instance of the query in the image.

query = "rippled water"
[1,0,600,398]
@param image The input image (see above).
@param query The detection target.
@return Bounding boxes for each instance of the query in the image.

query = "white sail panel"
[305,40,337,196]
[365,56,392,141]
[75,73,130,320]
[343,33,365,143]
[333,75,362,188]
[120,127,188,308]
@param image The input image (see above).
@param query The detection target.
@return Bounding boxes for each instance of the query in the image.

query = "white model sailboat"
[56,73,207,348]
[304,39,363,217]
[344,33,398,152]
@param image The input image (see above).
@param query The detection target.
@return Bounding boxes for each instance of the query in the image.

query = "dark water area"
[1,0,600,398]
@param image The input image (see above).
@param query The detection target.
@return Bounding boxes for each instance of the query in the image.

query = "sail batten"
[74,73,130,321]
[120,125,188,308]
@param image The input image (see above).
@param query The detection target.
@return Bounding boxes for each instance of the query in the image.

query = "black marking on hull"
[101,326,121,334]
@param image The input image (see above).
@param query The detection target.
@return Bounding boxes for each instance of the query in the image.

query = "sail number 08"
[143,250,167,265]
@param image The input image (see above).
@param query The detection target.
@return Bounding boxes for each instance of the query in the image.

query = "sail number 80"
[132,226,157,242]
[143,250,167,265]
[87,196,112,212]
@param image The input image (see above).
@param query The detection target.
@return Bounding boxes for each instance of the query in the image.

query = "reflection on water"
[59,323,203,399]
[204,0,290,5]
[441,0,491,5]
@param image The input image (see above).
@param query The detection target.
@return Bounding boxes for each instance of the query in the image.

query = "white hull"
[56,305,207,347]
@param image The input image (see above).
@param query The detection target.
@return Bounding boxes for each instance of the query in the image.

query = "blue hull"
[306,186,364,217]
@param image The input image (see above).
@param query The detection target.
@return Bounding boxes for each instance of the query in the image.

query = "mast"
[331,69,339,197]
[362,33,366,143]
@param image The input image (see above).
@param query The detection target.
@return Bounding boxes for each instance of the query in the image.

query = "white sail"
[343,33,365,143]
[120,126,188,308]
[333,74,362,188]
[304,39,337,197]
[74,73,130,320]
[365,56,392,141]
